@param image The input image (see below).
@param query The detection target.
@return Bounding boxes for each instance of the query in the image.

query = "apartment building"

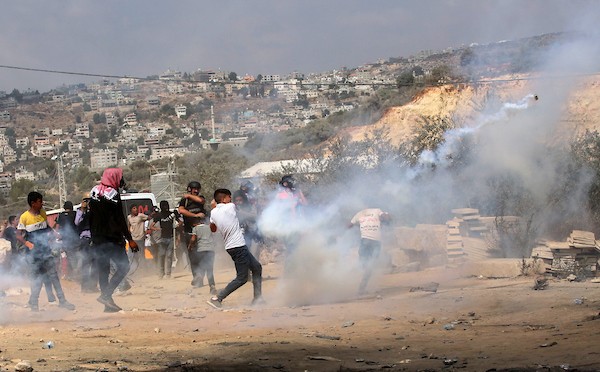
[14,167,35,181]
[90,149,118,170]
[36,145,55,159]
[0,172,12,198]
[75,123,90,138]
[3,147,17,164]
[124,113,138,126]
[15,137,29,147]
[149,146,185,161]
[33,134,50,146]
[175,104,187,118]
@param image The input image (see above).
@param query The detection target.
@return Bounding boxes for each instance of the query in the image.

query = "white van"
[47,192,158,225]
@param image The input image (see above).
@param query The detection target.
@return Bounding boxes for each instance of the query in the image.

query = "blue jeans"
[95,241,129,298]
[28,254,66,306]
[196,250,215,287]
[157,238,174,277]
[358,238,381,293]
[217,246,262,301]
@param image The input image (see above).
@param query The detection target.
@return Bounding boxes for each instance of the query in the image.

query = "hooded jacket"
[89,168,132,245]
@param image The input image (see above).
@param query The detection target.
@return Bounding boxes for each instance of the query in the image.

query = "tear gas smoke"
[256,33,600,307]
[410,93,537,178]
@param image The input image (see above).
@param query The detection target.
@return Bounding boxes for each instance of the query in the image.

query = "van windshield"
[122,198,155,216]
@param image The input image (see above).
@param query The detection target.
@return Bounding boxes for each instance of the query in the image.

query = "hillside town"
[0,31,551,200]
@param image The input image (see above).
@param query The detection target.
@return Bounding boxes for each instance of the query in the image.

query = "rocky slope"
[344,74,600,147]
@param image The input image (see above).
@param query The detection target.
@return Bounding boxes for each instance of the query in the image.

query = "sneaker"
[191,278,204,287]
[59,301,76,310]
[251,297,266,306]
[118,281,132,292]
[210,286,217,295]
[165,274,171,279]
[206,297,222,309]
[103,304,120,313]
[48,297,56,303]
[96,295,122,311]
[28,303,39,312]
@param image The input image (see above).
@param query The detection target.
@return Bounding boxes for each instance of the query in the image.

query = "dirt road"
[1,258,600,371]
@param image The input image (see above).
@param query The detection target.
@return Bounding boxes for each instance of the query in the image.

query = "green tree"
[9,179,35,202]
[93,113,101,124]
[396,71,414,87]
[10,89,23,103]
[60,141,70,153]
[426,65,453,85]
[460,47,475,67]
[97,130,110,144]
[160,104,174,116]
[228,72,238,82]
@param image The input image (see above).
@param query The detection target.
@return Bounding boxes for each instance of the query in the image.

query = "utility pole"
[209,105,219,150]
[55,154,67,207]
[210,105,216,141]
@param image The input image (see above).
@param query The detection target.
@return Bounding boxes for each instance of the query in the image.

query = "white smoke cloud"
[254,31,600,307]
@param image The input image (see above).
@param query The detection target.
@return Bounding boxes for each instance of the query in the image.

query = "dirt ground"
[1,253,600,372]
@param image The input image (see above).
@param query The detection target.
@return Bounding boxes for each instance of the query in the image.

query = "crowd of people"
[0,167,389,312]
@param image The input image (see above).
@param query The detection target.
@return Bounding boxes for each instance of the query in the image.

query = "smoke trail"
[410,93,537,178]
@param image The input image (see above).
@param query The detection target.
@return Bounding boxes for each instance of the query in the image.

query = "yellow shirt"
[18,209,50,247]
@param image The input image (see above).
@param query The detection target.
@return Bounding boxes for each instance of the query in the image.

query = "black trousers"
[95,241,129,298]
[217,246,262,301]
[79,237,98,291]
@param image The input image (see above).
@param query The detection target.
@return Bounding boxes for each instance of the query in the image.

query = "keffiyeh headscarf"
[94,168,123,198]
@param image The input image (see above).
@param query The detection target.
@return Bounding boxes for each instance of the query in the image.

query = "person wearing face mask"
[89,168,138,312]
[76,193,98,293]
[178,181,206,287]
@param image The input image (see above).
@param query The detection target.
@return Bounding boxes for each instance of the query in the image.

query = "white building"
[14,167,35,181]
[175,104,187,118]
[90,149,118,170]
[16,137,29,147]
[36,145,55,158]
[149,146,185,161]
[75,122,90,138]
[124,113,138,126]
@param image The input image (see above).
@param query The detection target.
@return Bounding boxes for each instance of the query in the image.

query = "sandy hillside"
[1,247,600,372]
[345,75,600,147]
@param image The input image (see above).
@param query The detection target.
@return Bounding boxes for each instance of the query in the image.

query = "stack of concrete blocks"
[451,208,489,238]
[446,218,466,261]
[531,230,600,278]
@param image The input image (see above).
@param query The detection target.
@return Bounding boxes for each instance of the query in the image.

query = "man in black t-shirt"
[90,168,138,312]
[178,181,206,287]
[55,201,79,280]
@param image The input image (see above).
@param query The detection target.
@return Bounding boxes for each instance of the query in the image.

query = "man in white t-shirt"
[127,204,148,272]
[349,208,391,295]
[207,188,263,308]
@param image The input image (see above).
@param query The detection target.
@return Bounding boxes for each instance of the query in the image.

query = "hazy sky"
[0,0,598,92]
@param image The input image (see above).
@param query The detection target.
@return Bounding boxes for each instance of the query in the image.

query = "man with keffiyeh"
[89,168,139,312]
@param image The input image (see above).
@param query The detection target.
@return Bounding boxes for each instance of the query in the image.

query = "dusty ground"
[1,254,600,372]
